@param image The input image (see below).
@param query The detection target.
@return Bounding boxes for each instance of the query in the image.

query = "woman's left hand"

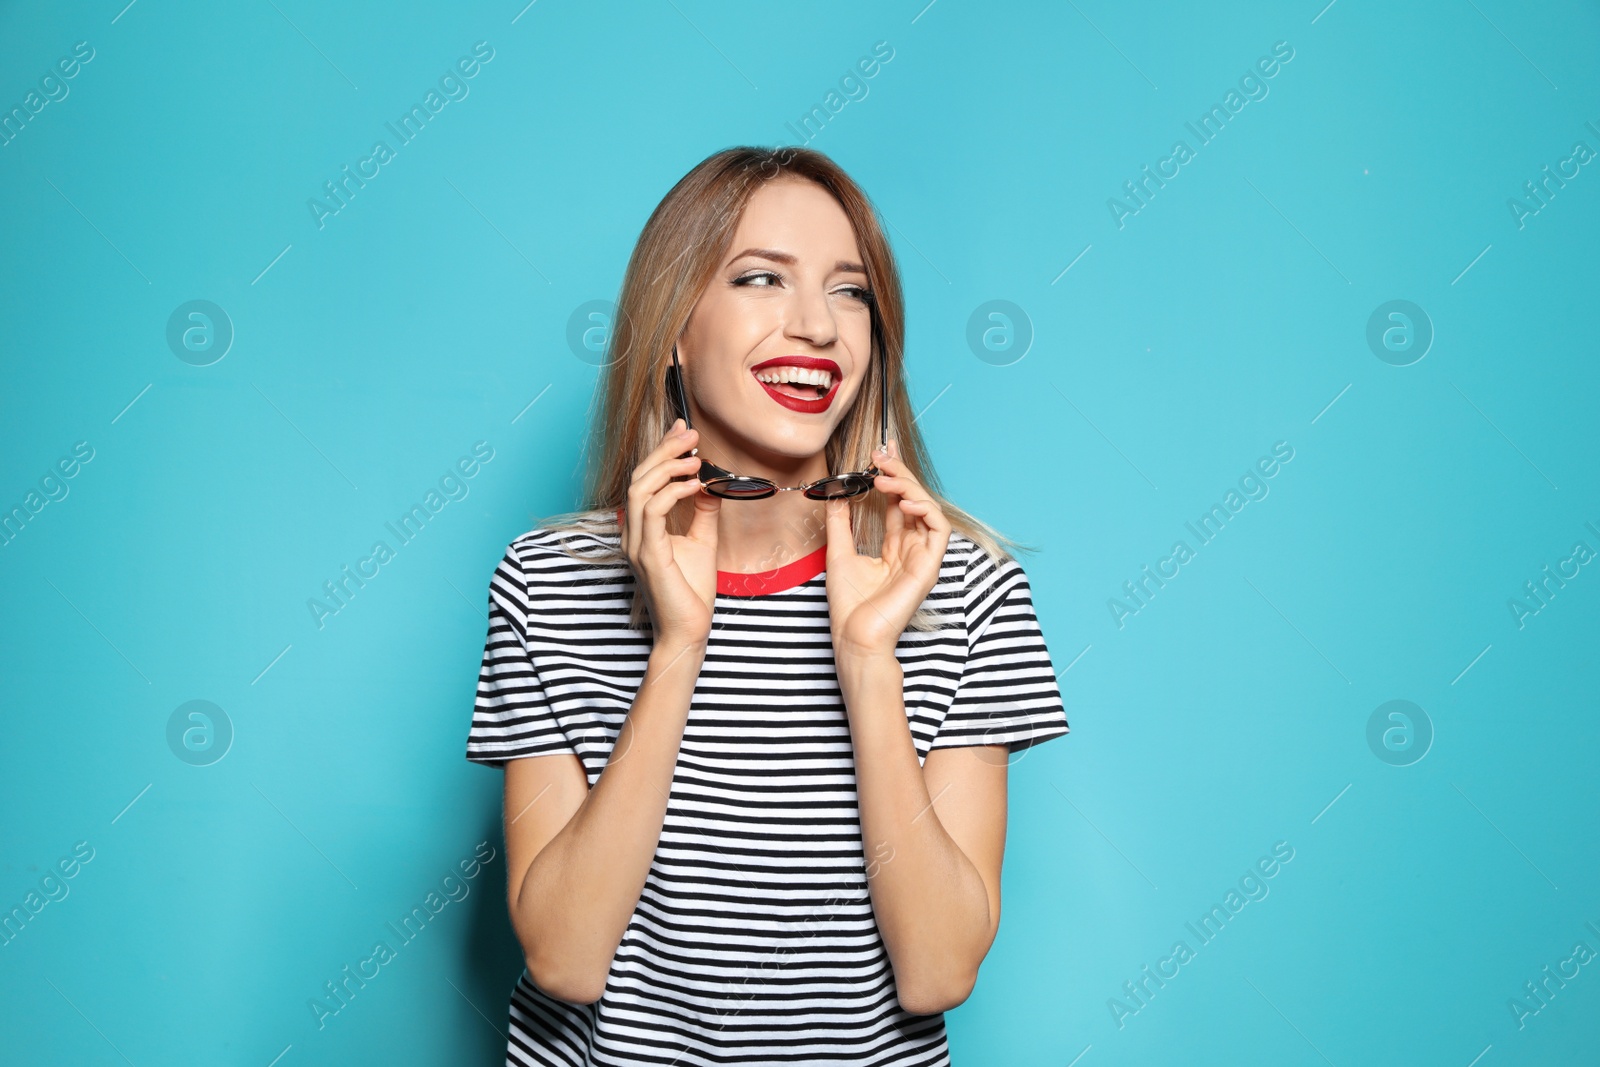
[824,440,952,662]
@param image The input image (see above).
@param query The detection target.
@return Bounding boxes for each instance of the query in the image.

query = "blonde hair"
[536,145,1033,630]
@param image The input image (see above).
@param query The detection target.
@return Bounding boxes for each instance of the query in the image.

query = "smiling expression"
[676,177,874,483]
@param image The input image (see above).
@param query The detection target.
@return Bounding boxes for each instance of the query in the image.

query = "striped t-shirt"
[466,513,1069,1066]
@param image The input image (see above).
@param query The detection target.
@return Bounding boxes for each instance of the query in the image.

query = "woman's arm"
[819,445,1009,1015]
[504,418,723,1004]
[837,654,1010,1016]
[502,637,707,1004]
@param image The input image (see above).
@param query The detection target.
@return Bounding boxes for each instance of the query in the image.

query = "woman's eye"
[733,273,870,303]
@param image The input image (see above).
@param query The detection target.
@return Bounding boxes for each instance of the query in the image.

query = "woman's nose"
[783,289,837,348]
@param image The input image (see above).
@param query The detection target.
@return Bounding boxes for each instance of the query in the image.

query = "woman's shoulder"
[943,530,1024,584]
[941,529,1037,625]
[497,510,627,583]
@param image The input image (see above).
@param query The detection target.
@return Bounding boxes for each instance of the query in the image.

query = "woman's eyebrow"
[728,247,867,275]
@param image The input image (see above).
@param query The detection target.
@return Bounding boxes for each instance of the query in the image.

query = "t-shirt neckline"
[718,543,828,596]
[612,507,827,596]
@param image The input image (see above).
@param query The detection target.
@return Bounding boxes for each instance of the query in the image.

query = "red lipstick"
[750,356,842,414]
[751,356,842,374]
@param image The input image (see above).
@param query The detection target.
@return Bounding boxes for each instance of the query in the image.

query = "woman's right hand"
[623,418,722,648]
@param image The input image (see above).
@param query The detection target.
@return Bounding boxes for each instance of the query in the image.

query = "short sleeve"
[465,542,580,767]
[930,546,1070,754]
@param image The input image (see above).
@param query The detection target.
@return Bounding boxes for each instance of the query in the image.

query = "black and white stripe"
[467,520,1069,1066]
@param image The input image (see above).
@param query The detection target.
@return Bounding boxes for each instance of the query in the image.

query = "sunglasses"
[665,299,889,501]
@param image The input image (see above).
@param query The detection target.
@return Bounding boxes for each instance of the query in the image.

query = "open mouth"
[750,358,841,413]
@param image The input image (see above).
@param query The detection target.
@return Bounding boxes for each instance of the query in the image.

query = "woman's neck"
[691,496,830,574]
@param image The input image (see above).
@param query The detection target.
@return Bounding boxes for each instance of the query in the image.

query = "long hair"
[536,145,1031,630]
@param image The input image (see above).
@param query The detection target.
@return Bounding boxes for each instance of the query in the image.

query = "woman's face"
[677,176,874,483]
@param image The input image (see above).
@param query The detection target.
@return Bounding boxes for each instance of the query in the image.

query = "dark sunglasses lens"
[706,477,776,500]
[805,475,873,500]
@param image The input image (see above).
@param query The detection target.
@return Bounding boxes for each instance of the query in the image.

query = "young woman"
[467,146,1069,1066]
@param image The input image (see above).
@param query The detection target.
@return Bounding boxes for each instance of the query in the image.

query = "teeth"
[755,366,833,390]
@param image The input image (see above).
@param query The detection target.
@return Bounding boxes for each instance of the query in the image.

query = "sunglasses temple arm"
[873,307,889,453]
[670,343,695,436]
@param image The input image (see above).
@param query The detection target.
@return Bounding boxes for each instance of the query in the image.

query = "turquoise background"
[3,0,1597,1063]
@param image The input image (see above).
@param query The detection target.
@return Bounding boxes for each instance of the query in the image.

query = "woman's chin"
[716,428,832,470]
